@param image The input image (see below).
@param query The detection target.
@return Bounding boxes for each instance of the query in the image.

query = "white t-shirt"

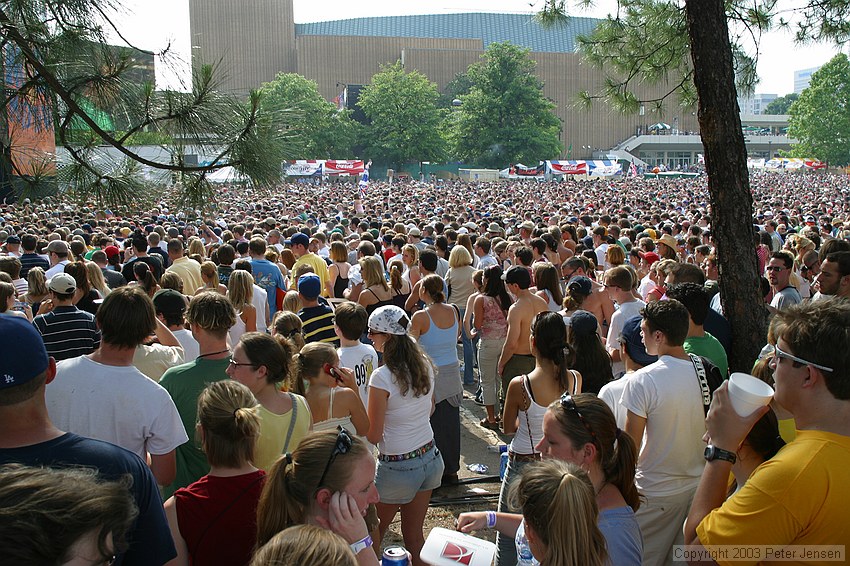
[637,274,657,300]
[252,283,268,333]
[598,376,630,429]
[368,364,434,456]
[132,343,184,382]
[338,342,378,407]
[172,328,200,361]
[605,300,646,377]
[46,355,188,459]
[619,355,706,497]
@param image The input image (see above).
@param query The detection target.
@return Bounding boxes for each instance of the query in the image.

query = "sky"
[112,0,845,96]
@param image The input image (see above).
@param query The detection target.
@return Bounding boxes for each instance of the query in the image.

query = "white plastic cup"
[727,372,774,417]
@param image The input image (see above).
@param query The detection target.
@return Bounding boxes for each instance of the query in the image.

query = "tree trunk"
[685,0,769,371]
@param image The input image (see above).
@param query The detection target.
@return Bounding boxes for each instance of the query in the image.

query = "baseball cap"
[569,310,598,336]
[620,316,657,366]
[6,235,21,245]
[46,240,69,254]
[640,251,661,265]
[408,227,422,237]
[567,276,592,297]
[501,265,531,287]
[103,245,121,259]
[368,305,410,336]
[0,316,49,390]
[297,273,322,299]
[285,232,310,247]
[48,273,77,294]
[153,289,187,315]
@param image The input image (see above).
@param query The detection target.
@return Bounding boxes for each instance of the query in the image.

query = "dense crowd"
[1,169,849,566]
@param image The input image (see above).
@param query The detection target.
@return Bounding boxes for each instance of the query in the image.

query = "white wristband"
[486,511,497,529]
[350,535,373,554]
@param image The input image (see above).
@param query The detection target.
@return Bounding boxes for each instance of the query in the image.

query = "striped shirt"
[19,252,49,279]
[32,306,101,361]
[298,304,339,346]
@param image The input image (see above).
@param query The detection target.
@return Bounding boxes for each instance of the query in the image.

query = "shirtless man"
[561,256,614,336]
[497,266,548,399]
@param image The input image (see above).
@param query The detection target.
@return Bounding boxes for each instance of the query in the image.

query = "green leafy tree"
[787,54,850,165]
[356,62,446,170]
[538,0,850,371]
[450,42,562,168]
[0,0,295,208]
[258,73,359,159]
[437,72,473,108]
[763,93,799,115]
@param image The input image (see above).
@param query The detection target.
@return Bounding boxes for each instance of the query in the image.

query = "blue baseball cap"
[285,232,309,247]
[297,273,322,299]
[0,317,49,389]
[620,316,658,367]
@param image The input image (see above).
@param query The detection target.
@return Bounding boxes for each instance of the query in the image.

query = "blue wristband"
[486,511,497,529]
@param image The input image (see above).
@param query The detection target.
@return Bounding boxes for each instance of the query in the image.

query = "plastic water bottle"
[487,444,509,453]
[467,463,489,474]
[499,451,509,480]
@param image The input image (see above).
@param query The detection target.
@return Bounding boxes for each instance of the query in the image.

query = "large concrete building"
[188,1,703,163]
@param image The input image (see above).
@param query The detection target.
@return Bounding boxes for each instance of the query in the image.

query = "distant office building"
[187,0,699,158]
[737,93,778,115]
[794,67,821,94]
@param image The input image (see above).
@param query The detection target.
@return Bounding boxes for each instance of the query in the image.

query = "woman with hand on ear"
[256,430,382,566]
[297,342,369,436]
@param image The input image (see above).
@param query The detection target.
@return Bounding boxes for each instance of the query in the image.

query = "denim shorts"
[375,444,445,504]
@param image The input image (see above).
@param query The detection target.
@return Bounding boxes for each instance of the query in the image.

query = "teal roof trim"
[295,12,601,53]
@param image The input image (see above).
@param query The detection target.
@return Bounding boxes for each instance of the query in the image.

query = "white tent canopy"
[207,166,250,183]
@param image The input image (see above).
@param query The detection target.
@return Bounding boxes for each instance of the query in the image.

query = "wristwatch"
[704,445,737,464]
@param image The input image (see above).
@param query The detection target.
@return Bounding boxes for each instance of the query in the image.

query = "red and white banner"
[324,160,365,175]
[548,160,588,175]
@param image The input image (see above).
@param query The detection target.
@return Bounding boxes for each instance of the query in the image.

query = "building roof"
[295,12,601,53]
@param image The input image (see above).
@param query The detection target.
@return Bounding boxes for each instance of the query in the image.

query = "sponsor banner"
[511,162,545,177]
[324,159,365,175]
[587,161,622,177]
[547,160,587,175]
[284,160,322,176]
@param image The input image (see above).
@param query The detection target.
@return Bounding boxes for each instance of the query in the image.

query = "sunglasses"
[765,266,786,272]
[800,263,817,273]
[774,344,833,372]
[317,427,353,488]
[559,394,597,443]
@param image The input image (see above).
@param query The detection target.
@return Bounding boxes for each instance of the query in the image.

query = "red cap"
[103,245,120,258]
[641,251,661,265]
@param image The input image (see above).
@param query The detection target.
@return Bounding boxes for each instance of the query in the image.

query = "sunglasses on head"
[317,427,353,489]
[559,393,597,443]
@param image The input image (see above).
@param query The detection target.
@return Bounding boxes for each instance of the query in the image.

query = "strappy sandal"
[479,418,500,430]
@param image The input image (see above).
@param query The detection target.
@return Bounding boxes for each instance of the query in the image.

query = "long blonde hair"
[508,460,607,566]
[228,270,254,312]
[84,261,110,297]
[359,256,388,291]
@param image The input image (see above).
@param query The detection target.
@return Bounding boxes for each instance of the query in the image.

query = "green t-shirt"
[159,356,230,498]
[684,332,728,378]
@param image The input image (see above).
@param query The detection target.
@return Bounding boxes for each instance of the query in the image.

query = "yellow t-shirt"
[778,418,797,444]
[697,430,850,565]
[253,394,312,471]
[293,253,330,297]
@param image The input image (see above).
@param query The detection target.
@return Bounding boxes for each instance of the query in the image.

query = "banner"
[587,161,622,178]
[547,160,587,175]
[510,162,545,177]
[284,160,322,176]
[324,160,365,176]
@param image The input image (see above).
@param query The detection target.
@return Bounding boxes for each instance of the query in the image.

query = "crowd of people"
[1,168,849,566]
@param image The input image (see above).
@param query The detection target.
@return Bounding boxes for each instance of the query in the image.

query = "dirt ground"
[380,382,506,551]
